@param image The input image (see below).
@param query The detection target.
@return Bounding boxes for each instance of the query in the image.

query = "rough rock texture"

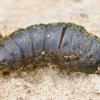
[0,0,100,100]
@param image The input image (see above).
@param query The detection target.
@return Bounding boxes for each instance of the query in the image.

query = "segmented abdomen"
[0,22,100,74]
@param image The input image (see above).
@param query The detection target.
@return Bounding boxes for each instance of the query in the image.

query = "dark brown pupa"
[0,22,100,74]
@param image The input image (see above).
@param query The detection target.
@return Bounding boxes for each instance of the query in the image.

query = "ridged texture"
[0,22,100,74]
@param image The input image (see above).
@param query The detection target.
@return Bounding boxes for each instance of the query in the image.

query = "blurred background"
[0,0,100,36]
[0,0,100,100]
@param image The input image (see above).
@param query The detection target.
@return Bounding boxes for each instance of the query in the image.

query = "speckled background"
[0,0,100,100]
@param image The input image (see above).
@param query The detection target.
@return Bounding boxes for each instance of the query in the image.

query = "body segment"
[0,22,100,74]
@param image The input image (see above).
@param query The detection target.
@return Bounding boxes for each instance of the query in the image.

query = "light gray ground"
[0,0,100,100]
